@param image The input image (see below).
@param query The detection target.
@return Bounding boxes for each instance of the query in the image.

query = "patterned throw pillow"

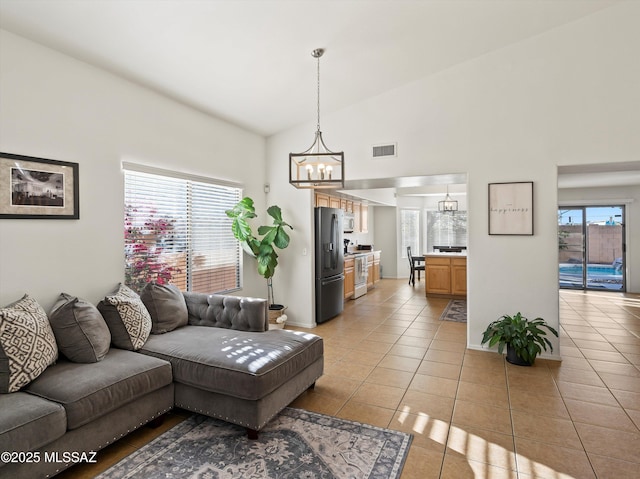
[98,284,151,351]
[0,295,58,393]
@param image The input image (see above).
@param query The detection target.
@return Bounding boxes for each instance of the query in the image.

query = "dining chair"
[407,246,414,285]
[407,246,425,286]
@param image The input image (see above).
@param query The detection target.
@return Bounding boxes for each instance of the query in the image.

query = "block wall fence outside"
[559,225,623,264]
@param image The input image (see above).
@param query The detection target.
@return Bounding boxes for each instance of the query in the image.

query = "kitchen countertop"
[424,252,467,257]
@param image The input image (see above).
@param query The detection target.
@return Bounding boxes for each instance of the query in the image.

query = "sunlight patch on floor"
[396,406,583,479]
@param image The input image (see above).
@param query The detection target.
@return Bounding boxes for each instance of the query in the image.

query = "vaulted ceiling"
[0,0,621,136]
[3,1,637,192]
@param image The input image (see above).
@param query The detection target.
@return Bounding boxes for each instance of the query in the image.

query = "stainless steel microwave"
[343,212,355,233]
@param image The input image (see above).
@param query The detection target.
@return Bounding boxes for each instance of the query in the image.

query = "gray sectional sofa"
[0,284,323,479]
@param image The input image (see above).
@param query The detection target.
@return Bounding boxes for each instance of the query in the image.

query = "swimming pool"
[559,265,621,276]
[559,263,623,290]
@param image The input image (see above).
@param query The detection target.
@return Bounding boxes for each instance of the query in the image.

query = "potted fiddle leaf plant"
[226,197,293,326]
[481,312,559,366]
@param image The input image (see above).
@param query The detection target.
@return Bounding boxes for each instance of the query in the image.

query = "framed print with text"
[488,181,533,235]
[0,152,79,219]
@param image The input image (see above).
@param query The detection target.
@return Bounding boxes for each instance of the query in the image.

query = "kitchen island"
[424,253,467,297]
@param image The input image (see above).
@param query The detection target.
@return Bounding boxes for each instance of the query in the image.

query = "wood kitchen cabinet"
[315,193,330,207]
[344,257,355,299]
[345,200,353,213]
[315,193,368,233]
[425,255,466,297]
[451,258,467,296]
[360,204,368,233]
[373,251,381,283]
[329,196,341,209]
[353,202,361,232]
[425,257,452,294]
[366,253,374,289]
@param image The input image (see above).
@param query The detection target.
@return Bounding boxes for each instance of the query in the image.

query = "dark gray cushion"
[183,292,268,331]
[48,293,111,363]
[140,326,323,401]
[0,295,58,393]
[0,392,66,453]
[25,349,172,430]
[97,283,151,350]
[140,282,188,334]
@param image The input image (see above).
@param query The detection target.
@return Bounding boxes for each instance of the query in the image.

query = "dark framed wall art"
[488,181,533,235]
[0,152,79,219]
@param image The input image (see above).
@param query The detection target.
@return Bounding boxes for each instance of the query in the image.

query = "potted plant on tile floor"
[480,312,559,366]
[226,197,292,329]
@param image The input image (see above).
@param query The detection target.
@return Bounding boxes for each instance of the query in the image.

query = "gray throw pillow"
[48,293,111,363]
[0,295,58,393]
[140,282,188,334]
[97,284,151,351]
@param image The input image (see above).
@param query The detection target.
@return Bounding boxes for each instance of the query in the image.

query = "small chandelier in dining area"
[289,48,344,189]
[438,185,458,213]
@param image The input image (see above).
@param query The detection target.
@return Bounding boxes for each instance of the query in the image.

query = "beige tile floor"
[59,279,640,478]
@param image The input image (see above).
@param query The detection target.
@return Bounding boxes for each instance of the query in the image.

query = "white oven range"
[353,254,368,299]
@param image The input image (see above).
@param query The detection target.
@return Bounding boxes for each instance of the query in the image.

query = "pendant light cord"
[316,53,321,132]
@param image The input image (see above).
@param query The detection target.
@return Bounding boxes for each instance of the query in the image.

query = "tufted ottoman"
[139,292,324,437]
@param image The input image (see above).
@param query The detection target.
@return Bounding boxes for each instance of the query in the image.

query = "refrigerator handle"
[331,213,337,270]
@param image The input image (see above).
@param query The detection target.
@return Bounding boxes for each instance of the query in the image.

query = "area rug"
[97,408,412,479]
[439,299,467,322]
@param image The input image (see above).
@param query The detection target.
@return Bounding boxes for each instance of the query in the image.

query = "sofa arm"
[182,293,268,332]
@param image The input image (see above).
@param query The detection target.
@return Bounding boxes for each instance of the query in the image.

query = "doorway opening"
[558,205,626,291]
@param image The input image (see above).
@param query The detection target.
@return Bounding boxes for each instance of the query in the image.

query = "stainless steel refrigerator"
[314,207,344,323]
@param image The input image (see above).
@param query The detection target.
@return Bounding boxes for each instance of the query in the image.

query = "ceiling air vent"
[372,143,397,158]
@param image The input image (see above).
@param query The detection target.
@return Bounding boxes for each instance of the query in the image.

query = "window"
[123,164,242,294]
[400,209,420,257]
[426,210,467,251]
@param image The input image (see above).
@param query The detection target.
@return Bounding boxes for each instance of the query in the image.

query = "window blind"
[426,210,468,251]
[124,167,242,294]
[400,209,420,258]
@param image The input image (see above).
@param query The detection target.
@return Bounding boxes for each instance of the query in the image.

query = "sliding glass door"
[558,208,585,289]
[558,206,625,291]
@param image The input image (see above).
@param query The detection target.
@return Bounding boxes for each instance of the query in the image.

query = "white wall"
[373,206,397,279]
[0,30,267,310]
[266,2,640,355]
[558,185,640,293]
